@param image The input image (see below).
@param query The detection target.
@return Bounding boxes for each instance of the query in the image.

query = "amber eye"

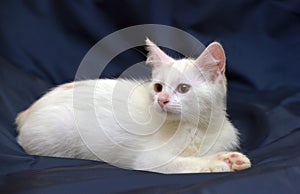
[177,84,190,94]
[154,83,163,93]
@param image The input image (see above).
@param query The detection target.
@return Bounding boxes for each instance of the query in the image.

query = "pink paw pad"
[217,152,251,172]
[235,160,245,165]
[224,158,232,166]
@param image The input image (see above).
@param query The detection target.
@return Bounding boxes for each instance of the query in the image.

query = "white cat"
[16,39,251,174]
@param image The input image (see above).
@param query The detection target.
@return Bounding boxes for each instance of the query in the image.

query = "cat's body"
[16,39,251,173]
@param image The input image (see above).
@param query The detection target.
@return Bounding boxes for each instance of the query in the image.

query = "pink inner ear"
[195,42,226,76]
[207,42,226,74]
[145,38,175,67]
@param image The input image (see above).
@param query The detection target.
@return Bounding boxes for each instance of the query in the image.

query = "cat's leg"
[133,152,251,174]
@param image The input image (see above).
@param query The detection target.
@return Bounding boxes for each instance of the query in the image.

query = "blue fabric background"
[0,0,300,193]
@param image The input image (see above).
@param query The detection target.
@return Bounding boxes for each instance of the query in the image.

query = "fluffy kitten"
[16,39,251,173]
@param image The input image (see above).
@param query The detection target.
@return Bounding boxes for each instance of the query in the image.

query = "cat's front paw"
[216,152,251,172]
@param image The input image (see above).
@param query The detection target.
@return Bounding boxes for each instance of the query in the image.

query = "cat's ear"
[195,42,226,78]
[145,38,175,68]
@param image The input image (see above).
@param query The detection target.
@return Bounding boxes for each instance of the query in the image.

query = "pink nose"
[158,98,169,107]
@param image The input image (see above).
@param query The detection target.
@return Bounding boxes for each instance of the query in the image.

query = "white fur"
[16,39,251,173]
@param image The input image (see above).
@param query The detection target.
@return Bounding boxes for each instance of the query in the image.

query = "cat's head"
[145,38,227,121]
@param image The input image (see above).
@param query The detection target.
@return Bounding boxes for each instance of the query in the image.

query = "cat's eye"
[177,84,190,94]
[154,83,163,93]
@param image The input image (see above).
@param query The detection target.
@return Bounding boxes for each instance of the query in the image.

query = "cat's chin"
[155,108,182,121]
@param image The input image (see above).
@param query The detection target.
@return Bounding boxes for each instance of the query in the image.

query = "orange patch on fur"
[62,83,75,90]
[16,109,29,125]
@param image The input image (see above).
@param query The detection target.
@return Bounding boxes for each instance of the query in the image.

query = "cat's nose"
[158,99,169,107]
